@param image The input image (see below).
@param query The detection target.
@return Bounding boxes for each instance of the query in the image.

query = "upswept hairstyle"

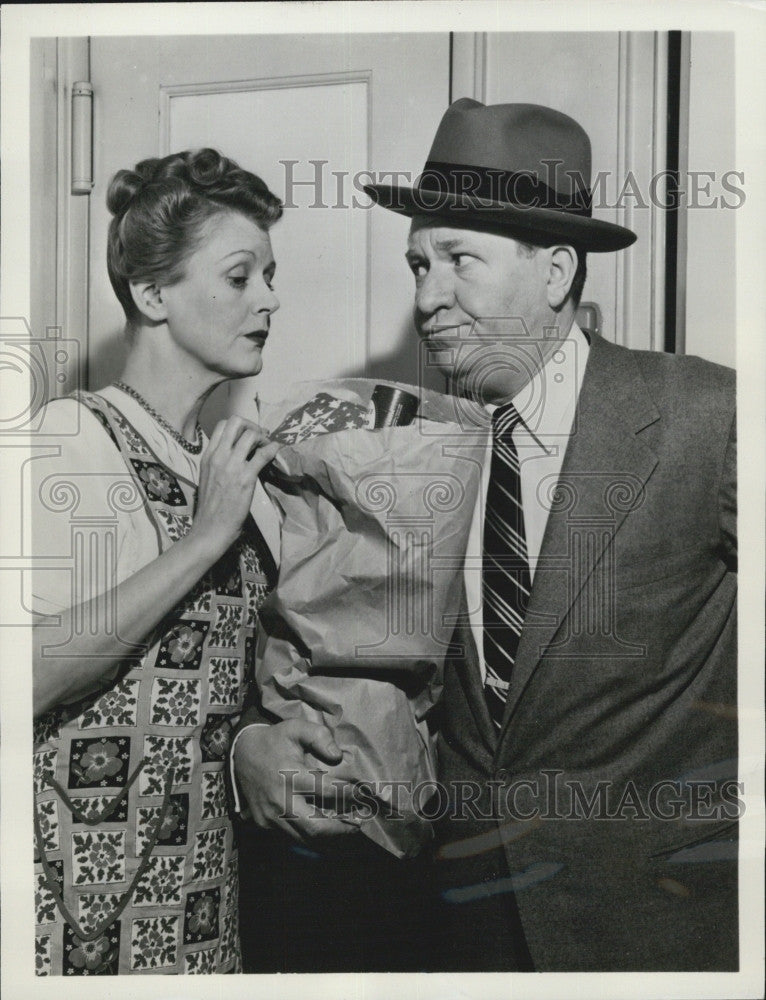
[106,148,283,328]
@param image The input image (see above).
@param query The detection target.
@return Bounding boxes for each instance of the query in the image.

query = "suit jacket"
[433,331,738,972]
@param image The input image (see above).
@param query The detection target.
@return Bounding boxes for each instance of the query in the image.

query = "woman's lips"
[244,330,269,346]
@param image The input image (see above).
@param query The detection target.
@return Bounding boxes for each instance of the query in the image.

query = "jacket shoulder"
[632,346,733,396]
[602,340,735,423]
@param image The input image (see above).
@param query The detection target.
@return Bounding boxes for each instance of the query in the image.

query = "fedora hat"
[364,98,636,252]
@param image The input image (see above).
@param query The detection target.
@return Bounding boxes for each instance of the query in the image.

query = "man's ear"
[546,246,578,309]
[128,281,168,324]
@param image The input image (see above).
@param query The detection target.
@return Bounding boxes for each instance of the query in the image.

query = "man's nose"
[415,266,454,318]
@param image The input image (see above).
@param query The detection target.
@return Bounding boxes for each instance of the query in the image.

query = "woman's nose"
[253,279,279,316]
[415,266,454,317]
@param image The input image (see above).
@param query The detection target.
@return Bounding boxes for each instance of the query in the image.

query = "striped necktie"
[482,402,532,729]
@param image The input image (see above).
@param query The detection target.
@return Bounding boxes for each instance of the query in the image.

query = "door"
[86,33,451,421]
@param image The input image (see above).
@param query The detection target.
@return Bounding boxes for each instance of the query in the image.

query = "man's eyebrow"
[433,237,466,253]
[406,236,468,257]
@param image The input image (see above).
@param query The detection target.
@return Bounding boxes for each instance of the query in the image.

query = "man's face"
[406,218,558,403]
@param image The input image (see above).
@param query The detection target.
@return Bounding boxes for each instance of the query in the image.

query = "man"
[235,99,737,972]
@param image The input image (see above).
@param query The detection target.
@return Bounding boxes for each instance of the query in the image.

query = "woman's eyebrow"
[218,249,256,262]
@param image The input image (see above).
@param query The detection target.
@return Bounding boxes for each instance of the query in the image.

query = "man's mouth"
[421,324,464,340]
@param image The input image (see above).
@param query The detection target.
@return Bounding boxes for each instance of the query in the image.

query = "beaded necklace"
[112,380,203,454]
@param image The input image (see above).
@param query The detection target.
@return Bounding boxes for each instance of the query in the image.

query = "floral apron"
[34,391,276,975]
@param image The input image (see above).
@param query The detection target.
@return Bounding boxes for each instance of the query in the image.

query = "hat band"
[415,160,592,217]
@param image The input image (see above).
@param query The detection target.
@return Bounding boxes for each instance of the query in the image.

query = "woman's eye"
[228,274,248,289]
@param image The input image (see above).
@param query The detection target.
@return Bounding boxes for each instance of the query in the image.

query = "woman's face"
[158,210,279,380]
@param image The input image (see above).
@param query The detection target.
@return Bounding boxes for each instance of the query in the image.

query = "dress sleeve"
[28,399,140,616]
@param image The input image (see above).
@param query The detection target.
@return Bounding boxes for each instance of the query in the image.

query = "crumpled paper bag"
[253,379,490,858]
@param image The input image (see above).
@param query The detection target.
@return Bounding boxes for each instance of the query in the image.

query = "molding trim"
[615,31,669,353]
[450,33,486,102]
[614,33,631,350]
[158,70,372,155]
[35,37,91,395]
[651,32,669,354]
[673,32,691,355]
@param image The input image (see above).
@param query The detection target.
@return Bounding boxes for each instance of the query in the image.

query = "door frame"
[30,35,91,396]
[451,31,675,353]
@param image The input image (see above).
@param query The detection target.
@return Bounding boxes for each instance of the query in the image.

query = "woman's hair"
[106,148,283,329]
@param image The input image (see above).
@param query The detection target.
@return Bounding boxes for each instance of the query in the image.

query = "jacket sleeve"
[225,669,280,815]
[718,410,737,569]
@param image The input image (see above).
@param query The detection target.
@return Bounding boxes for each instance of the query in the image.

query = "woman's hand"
[190,416,281,561]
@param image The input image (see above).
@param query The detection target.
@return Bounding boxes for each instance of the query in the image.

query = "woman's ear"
[546,245,578,310]
[128,281,168,324]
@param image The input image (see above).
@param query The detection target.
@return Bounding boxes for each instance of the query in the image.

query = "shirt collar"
[488,322,590,454]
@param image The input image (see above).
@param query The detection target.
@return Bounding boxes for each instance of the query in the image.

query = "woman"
[32,148,283,975]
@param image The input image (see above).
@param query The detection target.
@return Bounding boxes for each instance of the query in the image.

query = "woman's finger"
[204,419,228,454]
[217,415,247,451]
[221,415,270,452]
[232,426,264,460]
[247,439,281,473]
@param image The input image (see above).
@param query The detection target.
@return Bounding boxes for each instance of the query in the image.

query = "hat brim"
[363,183,636,253]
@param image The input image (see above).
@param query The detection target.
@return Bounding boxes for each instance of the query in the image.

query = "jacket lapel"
[497,333,661,739]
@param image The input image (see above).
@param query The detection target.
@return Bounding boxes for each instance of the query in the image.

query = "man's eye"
[409,262,427,278]
[452,253,472,267]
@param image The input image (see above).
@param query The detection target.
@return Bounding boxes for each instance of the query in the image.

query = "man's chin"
[444,367,528,407]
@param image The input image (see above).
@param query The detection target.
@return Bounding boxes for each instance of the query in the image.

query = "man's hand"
[233,719,362,843]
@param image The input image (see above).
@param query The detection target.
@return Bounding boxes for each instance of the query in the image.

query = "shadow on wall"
[89,325,130,396]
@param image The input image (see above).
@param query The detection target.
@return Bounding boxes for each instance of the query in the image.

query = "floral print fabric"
[33,392,274,975]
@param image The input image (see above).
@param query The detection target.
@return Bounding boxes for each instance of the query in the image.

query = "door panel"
[166,76,371,389]
[88,34,451,417]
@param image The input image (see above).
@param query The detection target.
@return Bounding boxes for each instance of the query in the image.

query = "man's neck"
[456,312,576,407]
